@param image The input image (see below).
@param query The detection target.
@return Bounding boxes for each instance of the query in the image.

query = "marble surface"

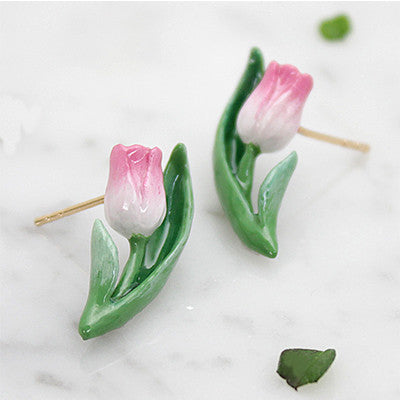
[1,2,400,399]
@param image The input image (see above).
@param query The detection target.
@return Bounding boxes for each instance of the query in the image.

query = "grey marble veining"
[1,2,400,399]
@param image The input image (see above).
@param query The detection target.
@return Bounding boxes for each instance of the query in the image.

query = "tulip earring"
[35,143,193,339]
[213,48,370,258]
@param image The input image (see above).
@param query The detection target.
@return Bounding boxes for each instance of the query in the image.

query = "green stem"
[236,143,260,204]
[112,235,148,299]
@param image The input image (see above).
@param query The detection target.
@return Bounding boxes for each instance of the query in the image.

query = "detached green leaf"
[319,14,351,41]
[277,348,336,390]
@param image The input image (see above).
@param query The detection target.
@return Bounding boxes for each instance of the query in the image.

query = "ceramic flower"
[236,60,313,152]
[104,144,166,238]
[80,143,193,340]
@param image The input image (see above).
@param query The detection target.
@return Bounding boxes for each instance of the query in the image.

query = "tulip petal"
[104,144,167,238]
[237,57,313,153]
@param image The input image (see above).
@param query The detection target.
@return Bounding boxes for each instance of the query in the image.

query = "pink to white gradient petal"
[237,60,313,153]
[104,144,166,238]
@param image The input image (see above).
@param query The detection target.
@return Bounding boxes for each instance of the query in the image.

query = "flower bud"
[104,144,166,238]
[237,61,313,152]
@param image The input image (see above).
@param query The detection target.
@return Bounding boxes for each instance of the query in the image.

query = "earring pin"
[297,126,370,153]
[34,126,369,227]
[34,195,104,226]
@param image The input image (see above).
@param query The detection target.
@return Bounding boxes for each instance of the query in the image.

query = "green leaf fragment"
[319,14,351,41]
[277,348,336,390]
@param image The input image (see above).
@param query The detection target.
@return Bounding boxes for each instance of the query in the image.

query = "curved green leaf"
[79,143,194,340]
[87,219,119,305]
[213,48,297,258]
[257,151,298,250]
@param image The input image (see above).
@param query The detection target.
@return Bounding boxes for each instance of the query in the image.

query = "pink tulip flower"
[104,144,166,238]
[237,61,313,152]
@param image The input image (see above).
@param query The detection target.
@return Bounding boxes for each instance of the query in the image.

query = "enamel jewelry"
[213,48,369,258]
[35,143,193,339]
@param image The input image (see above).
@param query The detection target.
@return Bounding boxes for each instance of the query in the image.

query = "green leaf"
[258,151,298,247]
[319,14,351,41]
[87,219,119,305]
[78,220,119,340]
[277,348,336,390]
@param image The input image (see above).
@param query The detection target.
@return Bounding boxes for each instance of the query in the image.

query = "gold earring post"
[34,128,370,226]
[298,126,370,153]
[34,195,104,226]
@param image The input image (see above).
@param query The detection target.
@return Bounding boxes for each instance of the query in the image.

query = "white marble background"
[1,2,399,399]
